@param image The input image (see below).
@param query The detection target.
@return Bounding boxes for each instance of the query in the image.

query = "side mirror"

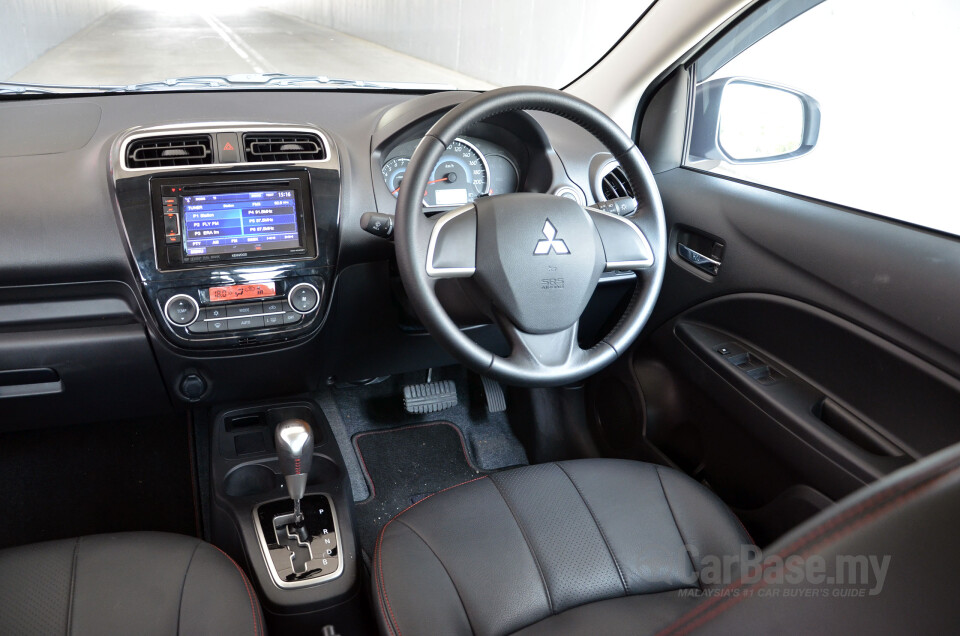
[689,78,821,164]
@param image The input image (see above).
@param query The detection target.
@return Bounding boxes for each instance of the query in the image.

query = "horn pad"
[473,193,604,334]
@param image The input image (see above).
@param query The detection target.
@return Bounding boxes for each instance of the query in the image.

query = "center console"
[207,400,365,632]
[111,124,339,351]
[111,125,368,630]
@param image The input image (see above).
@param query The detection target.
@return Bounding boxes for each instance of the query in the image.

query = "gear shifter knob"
[275,419,314,522]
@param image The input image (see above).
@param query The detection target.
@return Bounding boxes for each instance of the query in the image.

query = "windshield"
[1,0,651,93]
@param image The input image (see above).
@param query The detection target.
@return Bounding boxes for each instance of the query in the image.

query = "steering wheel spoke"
[498,318,585,371]
[586,206,655,271]
[425,204,477,279]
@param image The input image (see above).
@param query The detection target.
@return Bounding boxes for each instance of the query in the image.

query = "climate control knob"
[288,283,320,314]
[164,294,199,326]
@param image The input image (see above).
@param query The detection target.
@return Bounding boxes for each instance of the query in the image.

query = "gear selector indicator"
[255,494,342,588]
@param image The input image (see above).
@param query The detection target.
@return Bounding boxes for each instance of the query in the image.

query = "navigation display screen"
[182,190,302,257]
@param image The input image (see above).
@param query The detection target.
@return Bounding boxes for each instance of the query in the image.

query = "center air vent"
[243,132,326,162]
[600,164,634,200]
[126,135,212,169]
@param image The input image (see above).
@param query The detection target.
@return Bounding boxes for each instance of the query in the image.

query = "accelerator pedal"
[480,376,507,413]
[403,379,458,414]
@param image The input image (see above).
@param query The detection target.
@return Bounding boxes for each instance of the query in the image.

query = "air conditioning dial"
[164,294,200,326]
[288,283,320,314]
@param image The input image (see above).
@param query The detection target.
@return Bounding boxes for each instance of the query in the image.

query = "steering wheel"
[395,86,666,387]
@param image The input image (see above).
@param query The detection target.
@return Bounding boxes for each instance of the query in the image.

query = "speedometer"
[383,138,490,208]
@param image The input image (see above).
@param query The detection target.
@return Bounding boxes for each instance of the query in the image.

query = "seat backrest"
[659,441,960,634]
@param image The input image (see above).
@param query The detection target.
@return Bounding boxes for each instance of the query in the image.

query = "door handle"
[675,227,724,276]
[678,243,722,275]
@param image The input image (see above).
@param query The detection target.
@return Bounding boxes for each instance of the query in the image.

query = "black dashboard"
[0,88,630,427]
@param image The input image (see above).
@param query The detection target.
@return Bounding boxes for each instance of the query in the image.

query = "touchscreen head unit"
[182,189,300,257]
[151,171,316,269]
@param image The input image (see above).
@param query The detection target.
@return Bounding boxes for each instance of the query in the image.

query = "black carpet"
[325,366,528,501]
[0,416,198,549]
[353,422,484,556]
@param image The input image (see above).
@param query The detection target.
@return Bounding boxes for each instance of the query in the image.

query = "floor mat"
[353,422,484,556]
[321,366,528,502]
[0,416,198,549]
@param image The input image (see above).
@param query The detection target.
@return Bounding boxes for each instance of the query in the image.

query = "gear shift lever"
[275,419,314,525]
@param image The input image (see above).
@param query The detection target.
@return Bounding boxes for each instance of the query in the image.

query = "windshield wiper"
[236,73,455,90]
[0,79,218,94]
[0,73,453,95]
[0,82,117,95]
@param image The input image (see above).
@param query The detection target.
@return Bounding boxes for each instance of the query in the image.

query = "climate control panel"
[155,278,325,347]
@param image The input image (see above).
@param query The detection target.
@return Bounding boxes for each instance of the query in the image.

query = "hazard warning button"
[216,132,241,163]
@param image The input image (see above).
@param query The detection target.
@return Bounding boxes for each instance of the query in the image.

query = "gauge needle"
[392,176,448,196]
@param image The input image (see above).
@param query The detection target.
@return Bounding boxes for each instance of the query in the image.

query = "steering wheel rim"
[395,86,666,387]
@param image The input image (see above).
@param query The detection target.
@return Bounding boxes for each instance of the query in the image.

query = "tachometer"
[383,138,490,207]
[382,157,410,196]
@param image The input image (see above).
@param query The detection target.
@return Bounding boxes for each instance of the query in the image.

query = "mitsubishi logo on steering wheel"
[534,219,570,255]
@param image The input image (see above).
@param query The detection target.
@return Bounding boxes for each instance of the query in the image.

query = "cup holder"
[223,455,341,498]
[224,463,278,497]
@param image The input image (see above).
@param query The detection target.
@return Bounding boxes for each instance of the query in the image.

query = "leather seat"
[373,459,751,635]
[0,531,264,636]
[374,450,960,634]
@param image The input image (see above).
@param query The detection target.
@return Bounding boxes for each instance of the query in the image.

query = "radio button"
[289,283,320,313]
[208,319,229,332]
[187,320,208,334]
[263,300,284,314]
[227,302,263,317]
[164,295,199,326]
[228,316,264,330]
[263,313,283,327]
[205,306,227,320]
[163,212,181,244]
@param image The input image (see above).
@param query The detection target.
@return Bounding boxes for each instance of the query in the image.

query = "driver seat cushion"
[0,531,264,636]
[372,459,751,636]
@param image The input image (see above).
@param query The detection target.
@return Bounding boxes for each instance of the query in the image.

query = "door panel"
[590,167,960,544]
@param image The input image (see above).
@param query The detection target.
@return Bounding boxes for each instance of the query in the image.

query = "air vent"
[243,132,326,162]
[600,164,634,200]
[126,135,212,168]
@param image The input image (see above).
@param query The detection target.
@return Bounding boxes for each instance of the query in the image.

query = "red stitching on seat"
[375,475,489,636]
[211,544,261,636]
[657,464,960,636]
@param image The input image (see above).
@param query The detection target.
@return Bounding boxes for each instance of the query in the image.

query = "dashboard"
[0,88,631,424]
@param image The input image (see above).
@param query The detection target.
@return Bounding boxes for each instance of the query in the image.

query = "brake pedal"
[480,376,507,413]
[403,380,458,414]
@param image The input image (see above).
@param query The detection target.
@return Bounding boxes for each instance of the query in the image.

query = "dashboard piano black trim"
[109,122,342,351]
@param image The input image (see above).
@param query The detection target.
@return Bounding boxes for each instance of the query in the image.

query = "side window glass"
[685,0,960,237]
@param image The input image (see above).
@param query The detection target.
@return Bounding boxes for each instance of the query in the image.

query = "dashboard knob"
[164,294,199,326]
[288,283,320,314]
